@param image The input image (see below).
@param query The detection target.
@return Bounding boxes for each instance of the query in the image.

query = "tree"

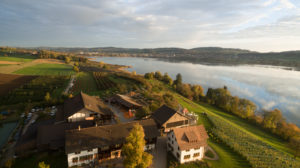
[73,66,79,73]
[65,57,71,64]
[174,73,182,86]
[289,136,300,158]
[144,72,154,79]
[262,109,283,131]
[132,71,137,75]
[74,62,79,66]
[154,71,163,80]
[38,161,50,168]
[44,92,51,102]
[122,124,153,168]
[163,72,173,85]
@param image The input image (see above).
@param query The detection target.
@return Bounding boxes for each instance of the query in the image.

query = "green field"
[71,72,98,94]
[13,63,75,76]
[0,54,37,62]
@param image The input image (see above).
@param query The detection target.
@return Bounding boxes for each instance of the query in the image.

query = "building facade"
[167,125,208,164]
[65,119,159,167]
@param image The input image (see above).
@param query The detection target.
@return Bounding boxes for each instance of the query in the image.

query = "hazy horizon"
[1,0,300,52]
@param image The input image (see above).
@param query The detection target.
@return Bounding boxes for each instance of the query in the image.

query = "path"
[64,75,75,94]
[108,104,135,123]
[204,145,219,160]
[152,137,167,168]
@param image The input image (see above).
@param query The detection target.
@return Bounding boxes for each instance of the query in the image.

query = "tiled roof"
[58,92,113,121]
[113,94,142,108]
[152,105,178,126]
[65,119,159,154]
[172,125,208,150]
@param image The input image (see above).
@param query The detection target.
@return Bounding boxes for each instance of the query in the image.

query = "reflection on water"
[92,57,300,125]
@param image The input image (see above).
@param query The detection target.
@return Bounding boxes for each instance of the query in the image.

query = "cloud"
[0,0,299,51]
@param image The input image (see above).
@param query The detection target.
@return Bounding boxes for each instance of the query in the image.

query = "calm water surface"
[92,57,300,125]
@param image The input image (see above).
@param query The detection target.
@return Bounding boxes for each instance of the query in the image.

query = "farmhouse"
[167,125,208,164]
[56,92,114,123]
[65,119,159,167]
[152,105,190,132]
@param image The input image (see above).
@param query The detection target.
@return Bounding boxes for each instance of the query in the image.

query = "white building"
[167,125,208,164]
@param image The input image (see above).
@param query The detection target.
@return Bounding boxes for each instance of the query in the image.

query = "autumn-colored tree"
[73,66,79,73]
[38,161,50,168]
[132,71,137,75]
[262,109,283,131]
[154,71,163,80]
[65,57,71,64]
[44,92,51,102]
[144,72,154,79]
[163,72,173,85]
[122,124,153,168]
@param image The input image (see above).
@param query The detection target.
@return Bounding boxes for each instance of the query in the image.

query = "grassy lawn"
[13,63,75,76]
[71,72,98,95]
[0,54,37,62]
[206,141,251,168]
[12,152,67,168]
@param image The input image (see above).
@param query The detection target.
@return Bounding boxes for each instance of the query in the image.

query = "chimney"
[78,125,81,131]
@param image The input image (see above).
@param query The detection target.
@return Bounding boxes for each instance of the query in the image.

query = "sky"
[0,0,300,52]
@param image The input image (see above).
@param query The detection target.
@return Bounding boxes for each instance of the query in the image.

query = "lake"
[92,57,300,125]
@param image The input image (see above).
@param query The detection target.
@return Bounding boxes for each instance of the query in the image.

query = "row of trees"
[144,71,204,101]
[205,86,300,141]
[38,50,87,63]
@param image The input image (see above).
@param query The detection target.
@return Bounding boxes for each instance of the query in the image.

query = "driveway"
[108,104,135,123]
[152,136,167,168]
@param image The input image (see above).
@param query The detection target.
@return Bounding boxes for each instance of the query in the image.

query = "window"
[87,149,93,152]
[184,155,190,160]
[168,137,170,141]
[178,147,180,150]
[72,157,78,163]
[75,151,80,154]
[193,153,200,157]
[186,149,190,152]
[172,141,174,144]
[194,147,200,150]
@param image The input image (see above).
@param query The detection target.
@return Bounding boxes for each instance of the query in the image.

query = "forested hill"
[33,47,300,70]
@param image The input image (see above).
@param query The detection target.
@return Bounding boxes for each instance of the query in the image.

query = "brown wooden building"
[152,105,190,133]
[56,92,114,124]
